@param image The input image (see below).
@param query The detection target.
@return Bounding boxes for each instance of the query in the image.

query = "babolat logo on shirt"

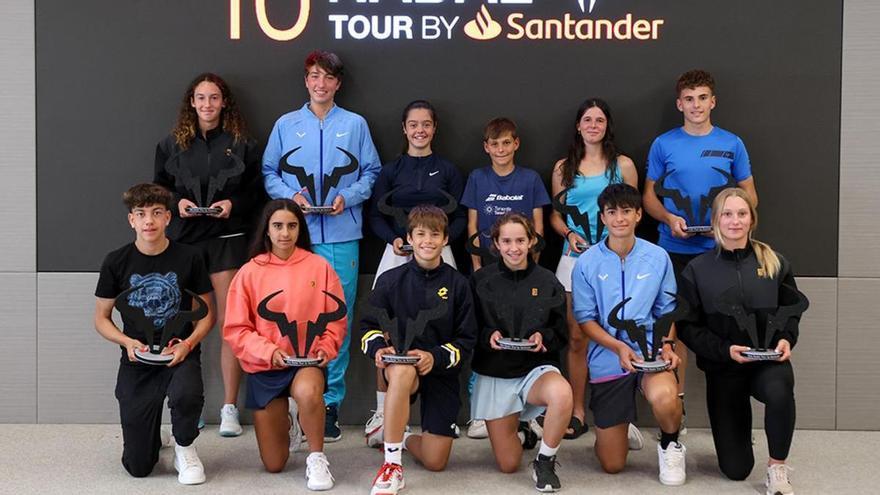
[485,193,525,202]
[700,150,735,159]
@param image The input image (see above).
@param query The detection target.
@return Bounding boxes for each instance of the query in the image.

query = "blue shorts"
[245,368,327,410]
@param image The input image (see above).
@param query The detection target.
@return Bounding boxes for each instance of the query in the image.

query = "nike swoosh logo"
[296,132,306,138]
[637,273,651,280]
[386,448,400,453]
[598,274,608,281]
[429,171,440,176]
[336,132,349,138]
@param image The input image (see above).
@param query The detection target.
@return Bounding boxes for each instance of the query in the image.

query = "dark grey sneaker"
[518,421,538,450]
[324,405,342,442]
[531,454,561,492]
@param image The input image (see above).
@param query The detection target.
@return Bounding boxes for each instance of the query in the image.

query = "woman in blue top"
[549,98,637,439]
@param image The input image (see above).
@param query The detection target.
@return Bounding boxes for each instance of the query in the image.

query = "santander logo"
[578,0,599,14]
[463,5,503,41]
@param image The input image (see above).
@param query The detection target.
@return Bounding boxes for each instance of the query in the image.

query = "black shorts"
[192,234,248,274]
[589,373,640,429]
[245,367,327,410]
[383,369,461,438]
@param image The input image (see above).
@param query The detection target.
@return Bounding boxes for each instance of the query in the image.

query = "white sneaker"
[305,452,334,491]
[173,443,206,485]
[160,427,173,448]
[467,419,488,439]
[365,409,384,436]
[627,423,644,451]
[371,462,405,495]
[289,398,304,452]
[219,404,243,437]
[766,463,794,495]
[657,442,686,486]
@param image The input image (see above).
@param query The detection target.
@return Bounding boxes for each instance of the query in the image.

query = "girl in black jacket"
[470,213,572,493]
[154,73,264,437]
[678,188,805,495]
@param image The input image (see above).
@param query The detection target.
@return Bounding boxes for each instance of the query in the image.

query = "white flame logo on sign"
[577,0,598,14]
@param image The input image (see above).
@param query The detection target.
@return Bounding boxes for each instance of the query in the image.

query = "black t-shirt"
[95,240,213,360]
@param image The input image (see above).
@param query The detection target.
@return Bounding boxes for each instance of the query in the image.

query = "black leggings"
[705,361,795,481]
[115,355,204,477]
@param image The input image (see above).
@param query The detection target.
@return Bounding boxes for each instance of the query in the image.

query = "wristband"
[168,338,192,353]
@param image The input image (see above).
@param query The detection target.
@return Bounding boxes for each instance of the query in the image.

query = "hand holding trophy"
[257,289,347,367]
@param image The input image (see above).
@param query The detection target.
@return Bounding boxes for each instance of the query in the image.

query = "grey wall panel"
[840,0,880,277]
[0,274,36,422]
[837,278,880,430]
[790,278,838,429]
[37,273,120,423]
[0,0,36,271]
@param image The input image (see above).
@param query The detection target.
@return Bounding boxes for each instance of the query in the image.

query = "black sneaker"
[531,454,561,492]
[324,405,342,442]
[518,421,538,450]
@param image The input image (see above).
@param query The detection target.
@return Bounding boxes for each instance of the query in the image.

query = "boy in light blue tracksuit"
[571,183,687,486]
[262,50,381,441]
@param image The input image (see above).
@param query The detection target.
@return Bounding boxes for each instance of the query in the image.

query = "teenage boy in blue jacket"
[262,49,381,441]
[572,183,686,486]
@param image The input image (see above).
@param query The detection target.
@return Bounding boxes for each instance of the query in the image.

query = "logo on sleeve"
[437,287,449,300]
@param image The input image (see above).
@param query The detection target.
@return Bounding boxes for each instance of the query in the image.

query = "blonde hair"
[711,188,780,278]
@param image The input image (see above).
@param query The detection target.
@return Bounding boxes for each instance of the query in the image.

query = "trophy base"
[302,206,335,214]
[497,338,538,351]
[400,244,413,253]
[742,349,782,361]
[684,225,712,233]
[134,349,173,366]
[283,356,322,367]
[381,354,419,365]
[632,359,670,373]
[185,207,223,216]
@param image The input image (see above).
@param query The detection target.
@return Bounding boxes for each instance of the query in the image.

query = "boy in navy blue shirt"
[462,118,550,271]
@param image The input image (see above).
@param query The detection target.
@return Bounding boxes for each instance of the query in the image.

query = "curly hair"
[123,183,173,211]
[675,69,715,96]
[171,73,249,150]
[560,98,620,188]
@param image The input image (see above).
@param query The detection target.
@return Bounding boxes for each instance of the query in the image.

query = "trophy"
[714,284,809,361]
[280,146,360,214]
[552,187,604,250]
[114,285,209,365]
[366,298,449,364]
[166,148,246,216]
[257,289,347,367]
[607,292,689,372]
[653,167,737,233]
[376,187,458,253]
[475,275,565,351]
[466,230,546,262]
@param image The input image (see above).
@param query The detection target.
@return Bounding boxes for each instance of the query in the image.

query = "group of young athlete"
[92,49,804,495]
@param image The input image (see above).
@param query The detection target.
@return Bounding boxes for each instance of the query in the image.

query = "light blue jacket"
[572,237,677,382]
[262,103,381,244]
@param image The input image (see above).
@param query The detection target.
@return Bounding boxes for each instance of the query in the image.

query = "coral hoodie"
[224,248,347,373]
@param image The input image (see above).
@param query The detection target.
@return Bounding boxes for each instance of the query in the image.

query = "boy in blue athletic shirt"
[462,117,550,272]
[642,69,758,409]
[572,183,686,486]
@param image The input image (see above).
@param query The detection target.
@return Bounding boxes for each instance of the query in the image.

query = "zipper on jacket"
[319,118,325,243]
[620,256,626,320]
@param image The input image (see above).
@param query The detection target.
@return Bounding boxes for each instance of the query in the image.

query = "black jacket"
[470,259,567,378]
[154,128,264,243]
[368,154,467,244]
[360,260,477,376]
[678,245,802,373]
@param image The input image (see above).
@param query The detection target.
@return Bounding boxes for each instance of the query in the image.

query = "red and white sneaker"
[370,462,405,495]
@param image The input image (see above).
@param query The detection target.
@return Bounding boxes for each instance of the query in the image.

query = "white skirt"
[555,253,578,292]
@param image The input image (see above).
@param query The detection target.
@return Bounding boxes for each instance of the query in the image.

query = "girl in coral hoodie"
[224,199,346,491]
